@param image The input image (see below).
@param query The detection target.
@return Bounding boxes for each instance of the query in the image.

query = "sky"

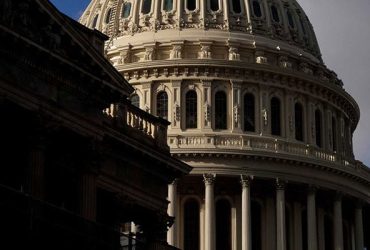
[50,0,370,167]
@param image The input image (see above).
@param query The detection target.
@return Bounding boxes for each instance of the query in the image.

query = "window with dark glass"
[315,109,322,147]
[287,10,295,28]
[271,97,281,136]
[163,0,174,12]
[186,90,197,128]
[232,0,242,14]
[130,94,140,108]
[210,0,220,11]
[332,117,337,151]
[142,0,152,14]
[184,199,200,250]
[157,91,168,120]
[187,0,197,11]
[252,0,262,17]
[295,103,304,141]
[271,5,280,22]
[215,91,227,130]
[92,14,99,28]
[105,8,112,24]
[216,199,231,250]
[122,2,132,18]
[244,93,255,132]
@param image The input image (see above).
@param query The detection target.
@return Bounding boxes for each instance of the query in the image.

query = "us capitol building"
[80,0,370,249]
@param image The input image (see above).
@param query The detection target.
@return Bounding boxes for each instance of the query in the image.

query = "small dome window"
[122,2,132,18]
[163,0,174,12]
[91,14,98,28]
[105,8,112,24]
[210,0,220,12]
[232,0,242,14]
[287,10,295,28]
[252,1,262,18]
[130,94,140,108]
[270,5,280,22]
[187,0,197,11]
[299,17,307,35]
[142,0,152,14]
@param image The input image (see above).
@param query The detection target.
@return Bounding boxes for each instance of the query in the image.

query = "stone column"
[231,80,242,132]
[204,173,216,250]
[167,180,178,247]
[241,175,252,250]
[276,179,286,250]
[201,80,212,129]
[80,171,97,221]
[333,194,344,250]
[354,202,364,250]
[307,187,318,250]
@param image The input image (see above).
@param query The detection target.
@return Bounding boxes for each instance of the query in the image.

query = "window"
[215,91,227,130]
[210,0,220,12]
[92,14,99,28]
[142,0,152,14]
[186,91,198,128]
[271,97,281,136]
[105,8,112,24]
[163,0,174,12]
[130,94,140,108]
[187,0,196,11]
[216,199,231,250]
[295,103,304,141]
[231,0,242,14]
[252,0,262,17]
[157,91,168,120]
[184,199,200,250]
[122,2,132,18]
[271,5,280,22]
[332,117,337,151]
[244,93,255,132]
[287,10,294,28]
[315,109,322,147]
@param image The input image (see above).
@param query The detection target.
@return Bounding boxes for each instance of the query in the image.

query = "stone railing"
[103,100,170,150]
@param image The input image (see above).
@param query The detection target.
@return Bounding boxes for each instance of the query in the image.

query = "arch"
[157,91,168,120]
[251,200,262,250]
[91,14,99,28]
[315,109,322,147]
[210,0,220,12]
[252,0,262,18]
[163,0,174,12]
[216,199,232,250]
[183,198,200,250]
[332,116,337,151]
[105,8,112,24]
[270,5,280,23]
[122,2,132,18]
[187,0,197,11]
[231,0,242,14]
[295,102,304,141]
[271,97,281,136]
[244,93,255,132]
[186,90,198,128]
[215,91,227,130]
[130,94,140,108]
[142,0,152,14]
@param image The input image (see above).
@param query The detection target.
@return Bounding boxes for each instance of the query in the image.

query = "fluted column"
[241,175,252,250]
[333,194,344,250]
[167,180,178,247]
[355,202,364,250]
[204,173,216,250]
[276,179,286,250]
[80,172,97,221]
[307,186,318,250]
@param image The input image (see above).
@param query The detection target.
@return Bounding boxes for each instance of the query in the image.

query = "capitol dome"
[81,1,369,250]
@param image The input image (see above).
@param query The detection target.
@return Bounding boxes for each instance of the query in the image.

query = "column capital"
[203,173,216,185]
[169,178,178,186]
[276,178,286,190]
[240,175,253,188]
[334,191,343,201]
[307,184,318,194]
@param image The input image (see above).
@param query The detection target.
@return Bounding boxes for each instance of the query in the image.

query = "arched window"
[210,0,220,11]
[142,0,152,14]
[130,94,140,108]
[92,14,99,28]
[231,0,242,14]
[215,91,227,130]
[287,10,295,28]
[299,17,306,35]
[122,2,132,18]
[184,199,200,250]
[105,8,112,24]
[163,0,174,12]
[252,0,262,17]
[157,91,168,120]
[332,116,337,151]
[251,201,262,250]
[270,5,280,22]
[271,97,281,136]
[216,199,231,250]
[295,103,304,141]
[315,109,322,147]
[187,0,197,11]
[244,93,255,132]
[186,91,197,128]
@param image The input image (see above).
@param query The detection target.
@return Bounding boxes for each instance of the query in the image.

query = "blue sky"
[50,0,90,20]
